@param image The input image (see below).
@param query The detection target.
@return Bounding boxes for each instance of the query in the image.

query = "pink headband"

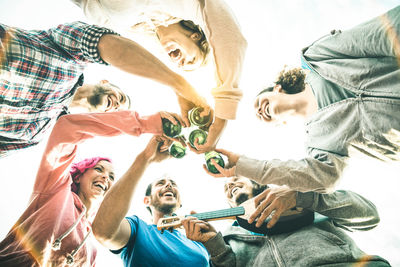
[70,157,112,194]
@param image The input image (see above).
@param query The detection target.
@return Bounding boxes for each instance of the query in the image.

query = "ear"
[273,84,283,92]
[143,196,150,206]
[100,80,109,84]
[190,32,201,41]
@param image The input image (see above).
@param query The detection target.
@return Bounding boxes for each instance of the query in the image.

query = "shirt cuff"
[296,191,315,209]
[235,155,265,183]
[203,232,228,257]
[214,99,239,120]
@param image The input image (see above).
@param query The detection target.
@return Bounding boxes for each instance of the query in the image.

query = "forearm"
[296,190,380,231]
[203,232,236,267]
[98,34,201,104]
[92,153,150,245]
[208,117,227,144]
[235,152,346,193]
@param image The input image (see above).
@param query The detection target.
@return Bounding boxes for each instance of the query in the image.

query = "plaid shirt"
[0,22,118,157]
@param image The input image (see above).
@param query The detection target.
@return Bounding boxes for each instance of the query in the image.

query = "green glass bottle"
[205,151,225,174]
[188,107,211,127]
[188,129,207,148]
[162,118,182,138]
[169,141,186,158]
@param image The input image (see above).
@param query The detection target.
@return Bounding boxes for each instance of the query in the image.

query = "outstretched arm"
[33,111,162,195]
[92,136,171,250]
[247,186,379,232]
[98,34,209,118]
[297,190,380,232]
[203,148,346,193]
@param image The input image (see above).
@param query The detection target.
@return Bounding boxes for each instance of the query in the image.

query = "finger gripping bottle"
[169,141,186,158]
[188,129,207,148]
[189,107,211,127]
[162,118,182,138]
[205,151,225,174]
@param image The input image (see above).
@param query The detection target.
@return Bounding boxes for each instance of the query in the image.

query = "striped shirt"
[0,21,117,157]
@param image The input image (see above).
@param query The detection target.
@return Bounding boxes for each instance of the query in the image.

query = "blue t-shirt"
[112,215,210,267]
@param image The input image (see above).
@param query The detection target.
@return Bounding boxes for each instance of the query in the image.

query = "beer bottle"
[205,151,225,174]
[169,141,186,158]
[188,107,211,127]
[162,118,182,138]
[188,129,207,148]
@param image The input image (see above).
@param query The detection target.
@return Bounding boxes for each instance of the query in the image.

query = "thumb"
[190,210,197,215]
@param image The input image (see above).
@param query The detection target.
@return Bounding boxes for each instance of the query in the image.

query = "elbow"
[238,35,248,55]
[92,220,114,245]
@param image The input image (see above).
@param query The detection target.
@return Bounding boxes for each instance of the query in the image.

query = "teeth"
[168,49,181,61]
[94,182,106,191]
[163,191,174,197]
[231,187,239,195]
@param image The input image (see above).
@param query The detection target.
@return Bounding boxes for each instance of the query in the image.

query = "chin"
[235,193,250,206]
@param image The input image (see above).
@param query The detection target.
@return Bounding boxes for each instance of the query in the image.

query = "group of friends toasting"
[1,0,399,266]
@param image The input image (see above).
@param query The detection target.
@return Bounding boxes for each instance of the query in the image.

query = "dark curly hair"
[179,20,210,66]
[275,67,306,94]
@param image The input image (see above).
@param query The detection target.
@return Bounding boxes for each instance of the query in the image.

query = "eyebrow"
[96,164,115,176]
[155,179,177,186]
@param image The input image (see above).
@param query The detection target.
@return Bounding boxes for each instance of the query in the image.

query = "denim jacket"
[236,6,400,193]
[203,190,390,267]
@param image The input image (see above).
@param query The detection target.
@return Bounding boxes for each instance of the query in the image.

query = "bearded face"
[147,179,181,215]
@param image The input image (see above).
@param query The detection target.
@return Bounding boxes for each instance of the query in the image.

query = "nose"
[102,174,110,182]
[165,181,173,188]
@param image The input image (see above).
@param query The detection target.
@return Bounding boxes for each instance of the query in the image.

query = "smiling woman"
[0,110,165,266]
[70,158,114,198]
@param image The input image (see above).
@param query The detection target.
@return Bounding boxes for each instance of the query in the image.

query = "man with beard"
[92,170,210,266]
[182,177,390,266]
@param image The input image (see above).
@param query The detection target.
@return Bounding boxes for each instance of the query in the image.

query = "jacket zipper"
[268,236,284,267]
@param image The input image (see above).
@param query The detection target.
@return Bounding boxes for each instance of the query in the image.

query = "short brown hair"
[275,67,306,94]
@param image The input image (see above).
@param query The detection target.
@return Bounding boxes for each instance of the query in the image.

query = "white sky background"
[1,0,400,266]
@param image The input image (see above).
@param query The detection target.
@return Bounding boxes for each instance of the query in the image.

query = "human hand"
[190,117,227,154]
[177,96,210,127]
[248,186,297,228]
[142,136,172,163]
[159,111,186,127]
[159,111,188,146]
[202,148,240,178]
[181,215,217,243]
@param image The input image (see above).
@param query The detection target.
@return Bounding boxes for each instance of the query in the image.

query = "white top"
[72,0,247,119]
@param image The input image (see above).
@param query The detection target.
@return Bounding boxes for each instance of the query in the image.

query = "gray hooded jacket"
[236,6,400,193]
[203,190,390,267]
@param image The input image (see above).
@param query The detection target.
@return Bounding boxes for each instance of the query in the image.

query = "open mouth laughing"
[93,181,108,192]
[168,47,182,62]
[160,189,176,198]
